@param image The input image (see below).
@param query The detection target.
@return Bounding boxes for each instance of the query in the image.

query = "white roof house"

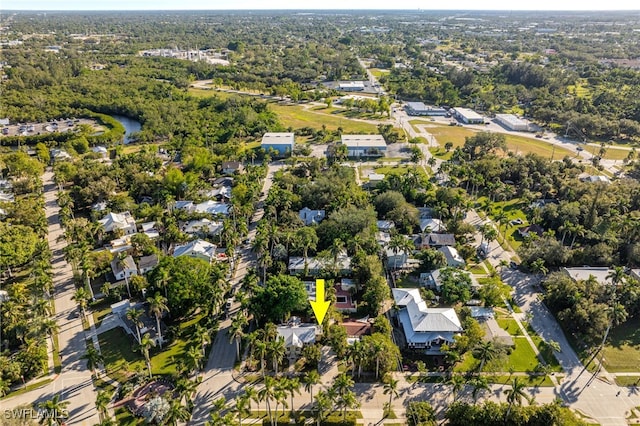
[438,246,465,267]
[110,255,138,281]
[194,200,230,216]
[182,218,223,236]
[99,211,137,235]
[420,218,446,233]
[139,222,160,239]
[289,254,351,276]
[393,288,462,350]
[173,200,195,211]
[276,324,319,348]
[563,267,614,286]
[419,268,479,291]
[173,239,217,263]
[299,207,326,226]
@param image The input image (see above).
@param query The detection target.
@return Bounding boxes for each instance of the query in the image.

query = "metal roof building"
[495,114,529,131]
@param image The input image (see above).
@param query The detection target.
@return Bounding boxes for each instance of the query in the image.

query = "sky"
[2,0,639,11]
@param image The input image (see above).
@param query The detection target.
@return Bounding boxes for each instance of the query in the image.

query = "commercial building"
[261,132,295,156]
[452,107,484,124]
[405,102,448,116]
[340,134,387,158]
[338,81,365,91]
[495,114,529,131]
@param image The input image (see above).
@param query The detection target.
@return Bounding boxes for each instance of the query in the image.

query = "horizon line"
[2,8,640,12]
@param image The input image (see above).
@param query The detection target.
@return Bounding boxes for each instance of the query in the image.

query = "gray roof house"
[393,288,462,351]
[299,207,326,226]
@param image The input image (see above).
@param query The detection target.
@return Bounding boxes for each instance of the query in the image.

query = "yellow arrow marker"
[310,279,331,325]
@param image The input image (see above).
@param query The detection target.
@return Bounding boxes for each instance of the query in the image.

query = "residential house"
[173,200,195,212]
[334,282,357,313]
[221,161,244,175]
[91,146,109,158]
[99,211,137,235]
[182,218,223,237]
[469,307,514,347]
[385,246,409,269]
[367,173,385,187]
[563,267,614,286]
[414,233,456,249]
[376,220,395,232]
[289,254,351,277]
[438,246,465,267]
[194,200,230,216]
[50,149,72,162]
[419,268,479,291]
[419,218,446,233]
[299,207,326,226]
[277,320,319,360]
[139,222,160,239]
[173,239,217,263]
[392,288,463,351]
[342,319,373,345]
[111,255,138,281]
[138,254,159,274]
[580,175,611,184]
[517,224,544,238]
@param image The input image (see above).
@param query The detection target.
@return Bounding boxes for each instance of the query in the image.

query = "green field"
[373,164,429,179]
[268,103,379,133]
[370,68,390,78]
[601,316,640,373]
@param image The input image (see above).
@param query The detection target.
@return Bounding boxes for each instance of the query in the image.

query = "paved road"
[1,170,99,425]
[188,162,284,425]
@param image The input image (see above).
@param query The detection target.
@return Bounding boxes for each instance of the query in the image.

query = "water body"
[111,115,142,144]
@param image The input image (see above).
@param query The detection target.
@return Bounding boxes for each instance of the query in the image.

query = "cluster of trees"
[0,151,53,392]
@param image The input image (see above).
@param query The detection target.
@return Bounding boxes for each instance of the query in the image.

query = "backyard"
[268,102,380,133]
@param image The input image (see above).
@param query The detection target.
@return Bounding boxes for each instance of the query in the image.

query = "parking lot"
[1,118,103,138]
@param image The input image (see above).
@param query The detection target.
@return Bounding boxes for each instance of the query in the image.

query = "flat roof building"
[339,81,365,91]
[495,114,529,131]
[453,107,484,124]
[405,102,448,116]
[261,132,295,156]
[340,134,387,158]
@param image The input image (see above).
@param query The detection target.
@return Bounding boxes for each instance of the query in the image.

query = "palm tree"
[147,293,169,349]
[388,234,406,270]
[313,390,332,426]
[174,376,199,409]
[81,252,96,300]
[469,376,489,404]
[303,370,321,404]
[117,252,133,298]
[606,266,626,286]
[472,341,501,372]
[41,318,59,350]
[72,287,90,318]
[0,378,10,397]
[529,258,548,276]
[37,394,70,426]
[267,337,286,375]
[186,345,204,373]
[139,333,156,378]
[95,390,112,422]
[283,377,300,414]
[155,268,170,298]
[194,324,212,358]
[382,375,399,414]
[253,339,268,378]
[503,377,533,420]
[164,399,190,426]
[446,374,467,402]
[259,375,277,425]
[126,308,144,345]
[230,313,248,361]
[81,344,104,378]
[234,394,251,426]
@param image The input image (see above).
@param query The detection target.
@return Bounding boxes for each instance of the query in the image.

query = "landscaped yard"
[497,318,522,336]
[476,197,529,250]
[372,164,429,179]
[601,316,640,373]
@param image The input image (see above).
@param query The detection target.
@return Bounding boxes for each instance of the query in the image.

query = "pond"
[111,115,142,144]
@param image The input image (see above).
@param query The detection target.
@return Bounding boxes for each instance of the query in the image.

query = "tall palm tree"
[503,377,533,420]
[469,376,489,404]
[382,375,399,412]
[139,333,156,378]
[472,341,501,372]
[41,318,59,350]
[37,394,70,426]
[253,339,268,378]
[72,287,90,318]
[81,344,104,378]
[147,293,169,349]
[230,313,248,361]
[313,390,332,426]
[283,377,300,414]
[186,345,204,373]
[81,252,96,301]
[446,374,466,402]
[303,370,321,404]
[194,324,212,358]
[244,385,259,412]
[606,266,626,286]
[126,308,144,345]
[259,375,277,425]
[155,268,170,299]
[174,376,199,409]
[268,337,286,375]
[234,394,251,426]
[95,390,112,422]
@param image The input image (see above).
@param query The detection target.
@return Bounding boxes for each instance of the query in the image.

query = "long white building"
[453,107,484,124]
[495,114,529,131]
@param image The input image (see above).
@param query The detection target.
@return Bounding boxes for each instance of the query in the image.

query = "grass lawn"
[268,102,378,133]
[373,164,428,179]
[601,316,640,373]
[92,305,112,329]
[98,328,144,383]
[411,123,574,158]
[370,68,390,78]
[121,142,166,155]
[114,407,140,426]
[497,318,522,336]
[454,352,479,372]
[506,338,541,372]
[477,197,528,250]
[486,374,555,387]
[1,378,54,400]
[614,376,640,386]
[468,263,487,275]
